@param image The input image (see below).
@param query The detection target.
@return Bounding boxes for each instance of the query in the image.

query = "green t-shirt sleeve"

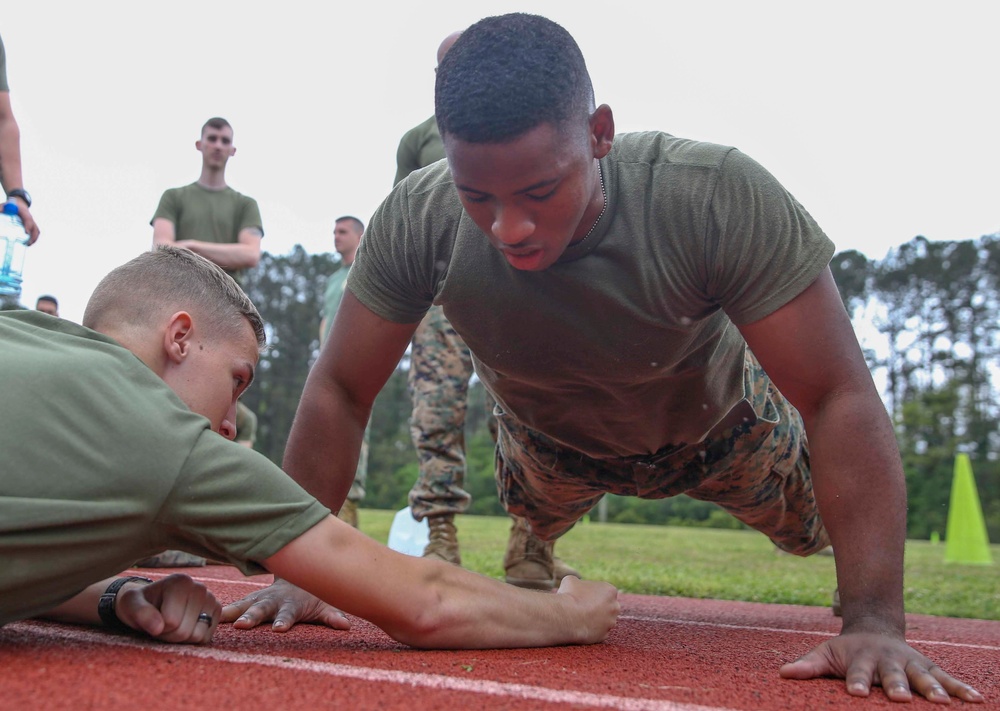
[0,35,8,93]
[156,432,330,575]
[151,188,179,226]
[347,181,439,324]
[239,196,264,237]
[705,149,835,325]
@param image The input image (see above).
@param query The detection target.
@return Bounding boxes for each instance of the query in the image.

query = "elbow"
[381,569,456,649]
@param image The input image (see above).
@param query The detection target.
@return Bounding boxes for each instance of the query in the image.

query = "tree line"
[240,235,1000,541]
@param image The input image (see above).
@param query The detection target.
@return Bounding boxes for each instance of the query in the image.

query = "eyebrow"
[455,178,559,196]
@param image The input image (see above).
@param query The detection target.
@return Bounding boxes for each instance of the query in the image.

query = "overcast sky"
[4,1,997,323]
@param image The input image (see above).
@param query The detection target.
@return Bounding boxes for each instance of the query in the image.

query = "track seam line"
[8,622,735,711]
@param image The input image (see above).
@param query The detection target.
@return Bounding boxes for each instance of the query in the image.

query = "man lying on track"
[0,246,619,649]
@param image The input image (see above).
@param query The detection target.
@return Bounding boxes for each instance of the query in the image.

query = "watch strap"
[6,189,31,208]
[97,576,152,631]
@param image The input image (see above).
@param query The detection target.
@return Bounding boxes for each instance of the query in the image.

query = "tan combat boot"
[553,556,581,585]
[423,514,461,565]
[504,516,556,590]
[338,499,359,528]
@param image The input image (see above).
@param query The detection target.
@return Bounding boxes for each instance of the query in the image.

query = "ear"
[195,139,203,152]
[162,311,195,364]
[229,145,237,157]
[589,104,615,160]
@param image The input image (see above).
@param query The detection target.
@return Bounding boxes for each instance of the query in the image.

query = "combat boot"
[338,499,359,528]
[553,556,581,585]
[423,514,461,565]
[504,516,556,590]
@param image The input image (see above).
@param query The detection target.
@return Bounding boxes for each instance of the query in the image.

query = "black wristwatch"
[97,576,152,632]
[6,188,31,208]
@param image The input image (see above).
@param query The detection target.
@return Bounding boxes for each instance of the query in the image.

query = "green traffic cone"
[944,453,993,565]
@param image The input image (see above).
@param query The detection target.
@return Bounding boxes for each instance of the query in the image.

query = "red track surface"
[3,566,997,710]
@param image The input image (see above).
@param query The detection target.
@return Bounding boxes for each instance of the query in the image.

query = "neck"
[197,166,227,190]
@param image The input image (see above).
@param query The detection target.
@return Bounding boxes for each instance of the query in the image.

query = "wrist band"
[97,576,152,632]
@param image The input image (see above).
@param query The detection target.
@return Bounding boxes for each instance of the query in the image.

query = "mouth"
[500,246,546,270]
[502,246,540,257]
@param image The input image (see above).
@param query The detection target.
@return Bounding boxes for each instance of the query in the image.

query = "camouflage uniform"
[495,350,830,554]
[408,304,495,518]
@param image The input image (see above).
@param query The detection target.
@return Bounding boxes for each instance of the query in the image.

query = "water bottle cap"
[2,202,19,216]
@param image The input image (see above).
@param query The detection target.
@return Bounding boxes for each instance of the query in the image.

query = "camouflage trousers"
[495,351,830,555]
[408,305,496,519]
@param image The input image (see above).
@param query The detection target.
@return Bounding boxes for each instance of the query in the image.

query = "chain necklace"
[580,162,607,242]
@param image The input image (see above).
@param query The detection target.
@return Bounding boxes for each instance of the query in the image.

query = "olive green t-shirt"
[320,262,351,343]
[0,312,330,625]
[394,115,446,186]
[349,131,835,458]
[151,183,263,278]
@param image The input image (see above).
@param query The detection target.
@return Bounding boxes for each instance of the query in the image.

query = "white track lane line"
[8,622,736,711]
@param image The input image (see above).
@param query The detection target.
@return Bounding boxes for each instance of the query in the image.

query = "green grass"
[357,508,1000,620]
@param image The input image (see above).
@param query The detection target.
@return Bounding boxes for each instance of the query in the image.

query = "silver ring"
[197,612,213,625]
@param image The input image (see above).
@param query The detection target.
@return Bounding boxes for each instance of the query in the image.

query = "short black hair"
[435,13,594,144]
[36,295,58,308]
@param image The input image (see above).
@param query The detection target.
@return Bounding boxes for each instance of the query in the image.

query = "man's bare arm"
[38,574,221,645]
[261,515,619,649]
[283,290,416,511]
[739,268,982,703]
[172,227,263,271]
[0,91,39,244]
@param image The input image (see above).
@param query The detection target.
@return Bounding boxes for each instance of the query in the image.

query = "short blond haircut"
[83,246,266,349]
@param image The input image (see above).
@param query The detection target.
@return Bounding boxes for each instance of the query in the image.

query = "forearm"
[0,117,24,194]
[266,518,609,649]
[177,240,259,270]
[804,389,907,634]
[37,577,147,626]
[282,367,367,511]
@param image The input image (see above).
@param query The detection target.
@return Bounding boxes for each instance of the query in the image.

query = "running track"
[3,566,997,710]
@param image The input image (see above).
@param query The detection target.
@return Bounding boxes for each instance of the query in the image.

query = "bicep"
[152,218,176,245]
[737,268,875,420]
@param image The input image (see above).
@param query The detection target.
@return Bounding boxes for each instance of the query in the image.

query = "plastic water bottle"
[386,506,430,557]
[0,202,29,300]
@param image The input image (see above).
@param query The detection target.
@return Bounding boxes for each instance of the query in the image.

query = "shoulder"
[398,116,439,154]
[223,186,259,206]
[158,183,202,203]
[612,131,735,171]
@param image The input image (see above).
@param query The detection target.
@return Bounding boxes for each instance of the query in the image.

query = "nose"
[491,205,534,246]
[219,402,238,441]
